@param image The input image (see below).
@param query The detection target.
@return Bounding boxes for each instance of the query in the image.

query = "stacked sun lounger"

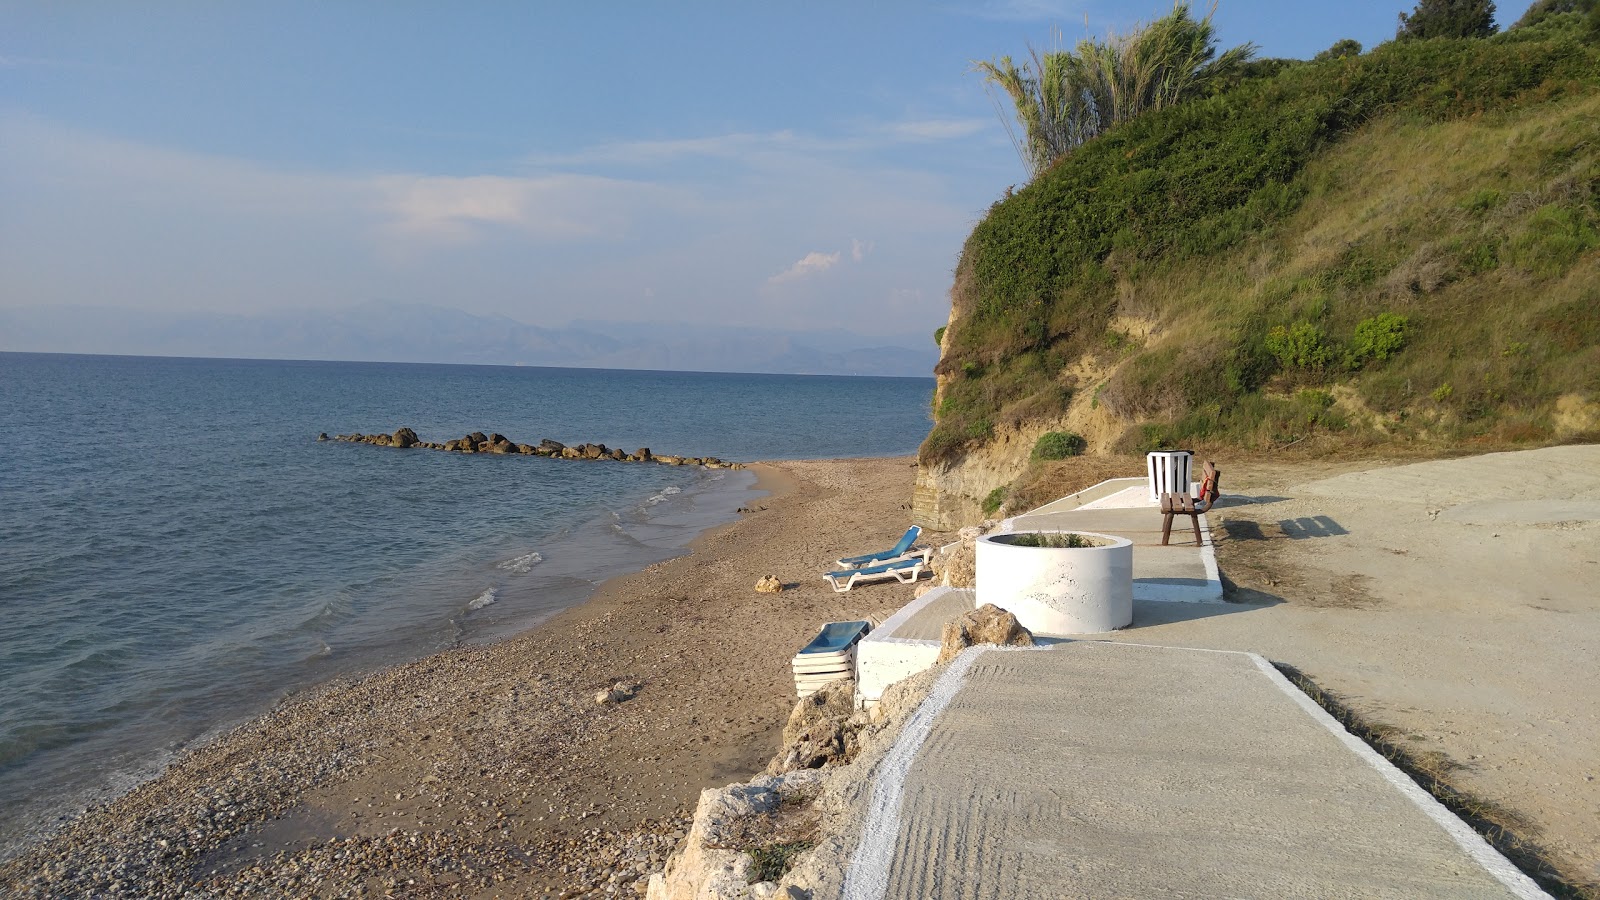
[792,620,871,699]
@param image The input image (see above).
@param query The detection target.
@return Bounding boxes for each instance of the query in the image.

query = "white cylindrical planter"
[976,531,1133,634]
[1146,450,1193,502]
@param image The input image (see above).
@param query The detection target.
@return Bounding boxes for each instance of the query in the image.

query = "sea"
[0,352,935,859]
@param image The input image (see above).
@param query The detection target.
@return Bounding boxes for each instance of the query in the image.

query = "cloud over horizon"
[0,108,996,336]
[767,250,842,285]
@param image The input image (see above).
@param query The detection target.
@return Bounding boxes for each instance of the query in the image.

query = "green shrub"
[1348,313,1411,368]
[1008,532,1096,548]
[1398,0,1498,40]
[748,842,814,884]
[982,486,1008,515]
[1510,204,1600,275]
[1265,322,1334,371]
[934,325,947,346]
[1314,38,1364,61]
[1460,187,1505,213]
[1031,431,1087,460]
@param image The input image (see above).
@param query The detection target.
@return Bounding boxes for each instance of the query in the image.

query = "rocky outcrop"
[647,669,942,900]
[912,419,1077,530]
[937,603,1033,664]
[326,428,743,469]
[767,681,862,775]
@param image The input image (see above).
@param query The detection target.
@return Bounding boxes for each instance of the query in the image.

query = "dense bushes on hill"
[923,14,1600,462]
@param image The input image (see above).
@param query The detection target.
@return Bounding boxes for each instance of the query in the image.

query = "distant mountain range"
[0,302,939,377]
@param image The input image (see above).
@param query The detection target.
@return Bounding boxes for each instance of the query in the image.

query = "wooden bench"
[1160,460,1220,546]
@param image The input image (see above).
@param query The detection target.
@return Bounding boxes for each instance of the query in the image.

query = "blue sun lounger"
[823,555,928,593]
[835,525,924,569]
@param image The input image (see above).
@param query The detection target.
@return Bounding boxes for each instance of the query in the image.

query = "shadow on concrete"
[1128,592,1280,627]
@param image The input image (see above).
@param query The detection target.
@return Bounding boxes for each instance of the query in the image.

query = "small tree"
[1398,0,1498,39]
[977,3,1256,179]
[1313,38,1363,61]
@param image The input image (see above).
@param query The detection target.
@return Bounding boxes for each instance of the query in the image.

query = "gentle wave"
[643,485,683,506]
[467,587,499,611]
[495,551,544,574]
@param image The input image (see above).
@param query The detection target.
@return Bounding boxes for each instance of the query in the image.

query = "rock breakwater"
[318,428,743,469]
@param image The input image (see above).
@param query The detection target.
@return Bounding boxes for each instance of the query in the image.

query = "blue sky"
[1,1,1542,349]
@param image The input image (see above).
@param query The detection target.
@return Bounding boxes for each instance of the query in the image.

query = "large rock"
[754,575,784,594]
[467,431,487,445]
[934,541,976,589]
[580,443,606,459]
[937,603,1033,664]
[767,680,862,775]
[539,439,566,454]
[391,427,418,449]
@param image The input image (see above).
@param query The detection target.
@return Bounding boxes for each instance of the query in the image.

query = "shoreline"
[0,460,763,865]
[0,455,933,897]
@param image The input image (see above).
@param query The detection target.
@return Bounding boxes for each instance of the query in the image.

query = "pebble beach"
[0,456,935,898]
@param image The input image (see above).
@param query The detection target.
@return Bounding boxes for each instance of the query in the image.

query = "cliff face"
[914,20,1600,529]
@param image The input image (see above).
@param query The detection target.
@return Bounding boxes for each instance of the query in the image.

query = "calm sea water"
[0,352,934,857]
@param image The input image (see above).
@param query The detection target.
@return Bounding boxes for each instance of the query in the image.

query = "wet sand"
[0,456,936,898]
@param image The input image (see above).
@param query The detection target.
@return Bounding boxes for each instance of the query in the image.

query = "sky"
[0,1,1544,353]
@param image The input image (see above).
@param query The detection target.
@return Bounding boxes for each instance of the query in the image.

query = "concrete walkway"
[843,642,1546,900]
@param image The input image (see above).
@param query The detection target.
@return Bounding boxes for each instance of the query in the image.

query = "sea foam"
[467,587,499,610]
[496,550,543,574]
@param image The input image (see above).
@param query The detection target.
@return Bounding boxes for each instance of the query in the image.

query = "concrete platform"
[1009,477,1222,602]
[843,642,1547,899]
[856,588,976,705]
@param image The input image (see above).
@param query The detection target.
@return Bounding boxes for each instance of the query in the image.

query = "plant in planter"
[1004,532,1103,549]
[976,530,1133,634]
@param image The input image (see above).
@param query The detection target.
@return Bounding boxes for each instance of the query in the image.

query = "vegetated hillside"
[919,13,1600,523]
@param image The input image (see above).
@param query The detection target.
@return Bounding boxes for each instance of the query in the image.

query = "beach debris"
[754,575,784,594]
[595,681,642,705]
[937,603,1033,664]
[325,428,742,468]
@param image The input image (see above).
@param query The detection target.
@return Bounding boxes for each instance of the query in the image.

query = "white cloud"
[525,118,989,172]
[874,118,990,142]
[767,251,841,285]
[954,0,1086,22]
[374,173,676,242]
[851,238,872,263]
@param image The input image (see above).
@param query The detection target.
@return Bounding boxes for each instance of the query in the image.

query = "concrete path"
[844,642,1545,900]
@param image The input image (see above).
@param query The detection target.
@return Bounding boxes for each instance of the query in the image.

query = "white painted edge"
[1025,476,1147,515]
[842,645,1013,900]
[1191,509,1225,601]
[1246,653,1551,899]
[1097,640,1548,899]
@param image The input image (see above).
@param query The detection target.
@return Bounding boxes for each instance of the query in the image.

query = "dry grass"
[1004,454,1146,513]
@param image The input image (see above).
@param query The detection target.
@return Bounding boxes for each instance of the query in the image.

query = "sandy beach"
[0,456,937,898]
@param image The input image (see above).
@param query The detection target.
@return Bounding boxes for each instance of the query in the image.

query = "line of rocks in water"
[318,428,743,469]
